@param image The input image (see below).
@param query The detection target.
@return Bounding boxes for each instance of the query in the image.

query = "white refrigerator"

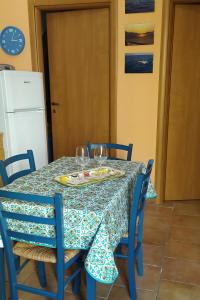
[0,70,48,174]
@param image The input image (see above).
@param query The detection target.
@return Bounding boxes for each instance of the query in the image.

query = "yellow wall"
[0,0,32,70]
[0,0,163,178]
[117,1,163,173]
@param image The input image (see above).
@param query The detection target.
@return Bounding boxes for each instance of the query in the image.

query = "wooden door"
[46,8,110,158]
[165,4,200,200]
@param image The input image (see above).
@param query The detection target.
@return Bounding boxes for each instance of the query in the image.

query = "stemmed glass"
[94,144,108,167]
[75,146,90,172]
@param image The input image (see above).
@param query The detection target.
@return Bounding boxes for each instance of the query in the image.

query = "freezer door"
[3,71,45,112]
[5,110,48,174]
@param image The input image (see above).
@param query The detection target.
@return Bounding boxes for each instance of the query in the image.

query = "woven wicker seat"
[13,242,80,264]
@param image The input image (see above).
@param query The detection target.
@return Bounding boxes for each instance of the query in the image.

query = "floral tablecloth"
[0,157,156,284]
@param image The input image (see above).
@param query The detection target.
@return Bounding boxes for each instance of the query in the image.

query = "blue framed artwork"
[125,0,155,14]
[125,23,154,46]
[125,53,153,73]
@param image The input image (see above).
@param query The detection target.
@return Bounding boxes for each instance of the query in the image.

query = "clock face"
[0,26,25,56]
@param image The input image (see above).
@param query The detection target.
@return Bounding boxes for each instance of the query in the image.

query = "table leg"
[86,271,96,300]
[0,247,6,300]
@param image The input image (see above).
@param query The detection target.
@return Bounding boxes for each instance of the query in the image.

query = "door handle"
[51,102,60,106]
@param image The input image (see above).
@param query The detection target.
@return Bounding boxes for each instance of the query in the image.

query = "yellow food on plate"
[59,175,69,184]
[93,168,109,176]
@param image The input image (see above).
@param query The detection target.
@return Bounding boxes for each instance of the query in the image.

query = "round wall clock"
[0,26,25,56]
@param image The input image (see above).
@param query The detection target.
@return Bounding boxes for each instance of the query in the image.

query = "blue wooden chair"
[115,159,154,299]
[0,150,36,186]
[0,149,37,296]
[87,143,133,161]
[0,190,82,300]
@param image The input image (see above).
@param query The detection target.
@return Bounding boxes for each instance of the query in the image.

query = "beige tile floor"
[4,199,200,299]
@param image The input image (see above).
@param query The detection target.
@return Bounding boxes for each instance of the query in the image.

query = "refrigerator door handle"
[12,108,44,113]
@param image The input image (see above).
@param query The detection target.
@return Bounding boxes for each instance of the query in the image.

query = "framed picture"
[125,0,155,14]
[125,23,154,46]
[125,53,153,73]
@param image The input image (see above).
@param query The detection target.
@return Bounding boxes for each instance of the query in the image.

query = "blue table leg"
[86,271,96,300]
[0,248,6,300]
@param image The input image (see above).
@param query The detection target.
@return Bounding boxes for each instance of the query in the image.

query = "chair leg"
[3,250,19,300]
[14,255,20,270]
[137,211,144,277]
[0,248,6,300]
[86,271,96,300]
[12,242,20,271]
[9,290,19,300]
[56,262,64,300]
[5,262,19,300]
[127,255,137,300]
[57,289,64,300]
[116,243,123,255]
[137,245,144,277]
[72,261,82,295]
[37,261,47,288]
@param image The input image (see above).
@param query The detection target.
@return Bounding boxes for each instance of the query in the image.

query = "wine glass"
[94,144,108,167]
[75,146,89,171]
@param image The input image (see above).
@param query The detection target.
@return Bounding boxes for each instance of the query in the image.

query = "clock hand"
[11,31,20,42]
[11,32,15,41]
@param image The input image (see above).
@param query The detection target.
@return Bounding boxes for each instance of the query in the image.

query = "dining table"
[0,157,156,300]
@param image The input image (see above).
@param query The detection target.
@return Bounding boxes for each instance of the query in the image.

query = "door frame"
[155,0,200,202]
[28,0,117,144]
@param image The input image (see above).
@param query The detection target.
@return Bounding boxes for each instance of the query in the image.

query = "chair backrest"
[128,159,154,244]
[0,150,36,186]
[87,143,133,161]
[0,190,64,290]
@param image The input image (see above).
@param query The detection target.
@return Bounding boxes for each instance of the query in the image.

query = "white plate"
[54,167,125,187]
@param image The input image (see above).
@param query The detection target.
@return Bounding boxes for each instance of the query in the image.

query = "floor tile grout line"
[167,237,200,246]
[110,201,199,300]
[173,214,200,217]
[142,263,163,268]
[163,255,200,265]
[19,268,38,285]
[136,287,159,292]
[155,249,166,300]
[165,238,200,244]
[155,206,174,300]
[160,278,200,288]
[164,206,177,244]
[105,283,114,300]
